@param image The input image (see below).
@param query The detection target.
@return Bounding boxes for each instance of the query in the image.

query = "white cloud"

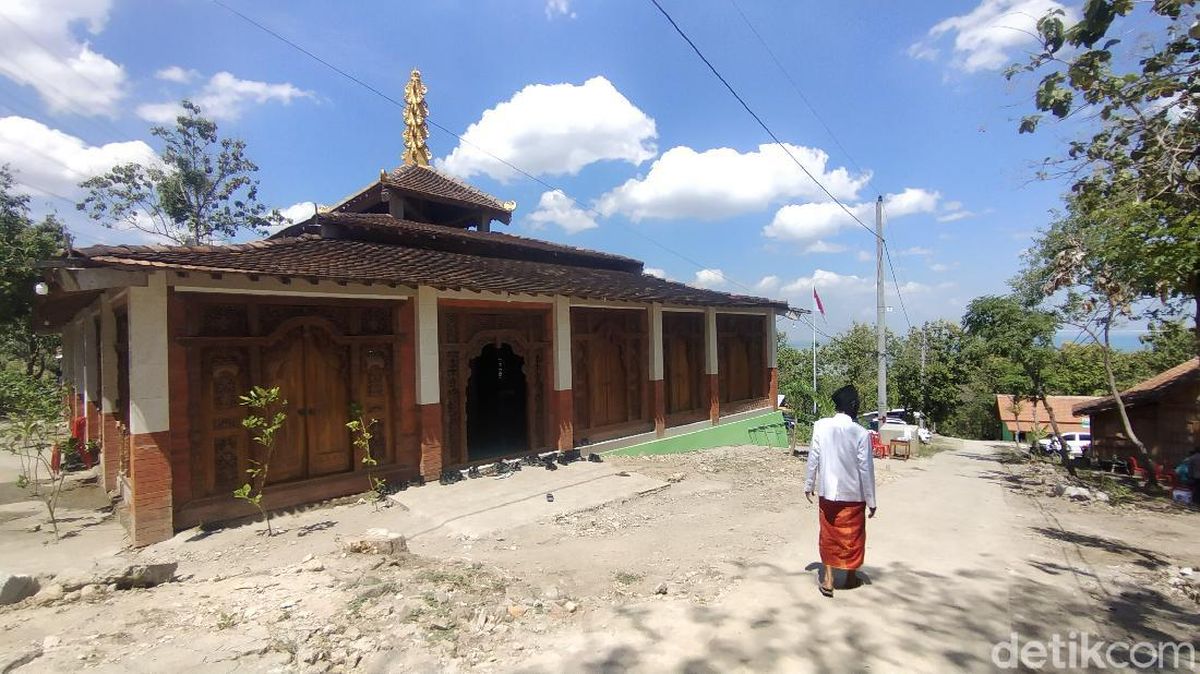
[280,201,320,223]
[0,0,126,116]
[440,76,656,182]
[804,240,847,254]
[779,269,935,326]
[856,250,874,262]
[898,246,933,256]
[526,189,597,234]
[930,262,960,272]
[644,267,668,280]
[763,187,940,242]
[691,269,728,290]
[910,0,1074,73]
[598,143,868,221]
[155,65,199,84]
[0,115,154,199]
[937,210,974,222]
[755,275,781,294]
[137,71,314,122]
[545,0,577,19]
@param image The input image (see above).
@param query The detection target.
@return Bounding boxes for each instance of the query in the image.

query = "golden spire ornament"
[402,69,432,166]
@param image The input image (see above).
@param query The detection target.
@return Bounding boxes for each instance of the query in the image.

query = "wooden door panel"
[305,328,352,477]
[261,329,307,483]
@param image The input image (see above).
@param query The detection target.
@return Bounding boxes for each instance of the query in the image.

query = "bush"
[0,369,62,422]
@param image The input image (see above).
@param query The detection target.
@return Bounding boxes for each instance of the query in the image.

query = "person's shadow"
[804,562,874,590]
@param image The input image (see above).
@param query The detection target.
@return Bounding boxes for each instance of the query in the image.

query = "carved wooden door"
[589,341,627,427]
[303,328,351,477]
[262,329,308,483]
[667,336,695,413]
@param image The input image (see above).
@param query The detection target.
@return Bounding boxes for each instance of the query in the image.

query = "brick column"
[127,273,173,546]
[551,297,573,451]
[99,295,121,493]
[648,304,665,436]
[414,286,442,481]
[705,308,719,425]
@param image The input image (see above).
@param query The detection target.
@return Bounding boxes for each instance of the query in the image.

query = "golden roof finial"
[402,69,431,167]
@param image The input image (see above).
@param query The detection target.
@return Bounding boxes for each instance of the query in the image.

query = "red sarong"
[819,498,866,570]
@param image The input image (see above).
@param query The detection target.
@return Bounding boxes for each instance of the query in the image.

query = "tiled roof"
[385,164,514,217]
[1073,357,1200,415]
[298,212,642,273]
[995,395,1096,433]
[74,235,787,309]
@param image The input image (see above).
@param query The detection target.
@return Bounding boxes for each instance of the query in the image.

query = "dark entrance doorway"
[466,343,529,460]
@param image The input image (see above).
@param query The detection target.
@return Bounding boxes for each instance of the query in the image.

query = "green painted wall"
[604,411,788,456]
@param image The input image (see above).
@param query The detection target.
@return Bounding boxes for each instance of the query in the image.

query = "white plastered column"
[765,309,777,369]
[82,311,100,409]
[127,273,169,435]
[704,308,718,376]
[414,285,440,405]
[72,319,86,401]
[552,296,571,392]
[649,303,664,381]
[99,295,119,414]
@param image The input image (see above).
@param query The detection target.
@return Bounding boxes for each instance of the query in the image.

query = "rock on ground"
[0,574,39,606]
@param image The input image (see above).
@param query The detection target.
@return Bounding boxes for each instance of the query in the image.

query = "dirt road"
[0,440,1195,673]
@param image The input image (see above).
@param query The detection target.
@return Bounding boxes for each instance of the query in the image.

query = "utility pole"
[875,195,886,429]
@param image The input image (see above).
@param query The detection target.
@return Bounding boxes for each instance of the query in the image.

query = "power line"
[725,0,866,177]
[879,203,914,332]
[645,0,879,242]
[208,0,779,301]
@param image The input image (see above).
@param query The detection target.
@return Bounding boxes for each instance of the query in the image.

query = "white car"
[1037,432,1091,458]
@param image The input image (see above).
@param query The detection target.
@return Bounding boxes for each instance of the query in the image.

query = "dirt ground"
[0,440,1196,673]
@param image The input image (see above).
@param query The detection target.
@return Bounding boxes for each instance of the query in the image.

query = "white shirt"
[803,413,877,509]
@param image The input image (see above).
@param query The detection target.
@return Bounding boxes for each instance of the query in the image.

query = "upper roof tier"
[327,164,516,227]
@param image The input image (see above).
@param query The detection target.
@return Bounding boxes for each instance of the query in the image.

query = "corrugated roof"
[1073,357,1200,415]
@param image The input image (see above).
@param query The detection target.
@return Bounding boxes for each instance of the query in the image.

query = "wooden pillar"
[99,295,121,493]
[414,286,442,481]
[705,308,719,425]
[127,273,173,546]
[765,309,778,409]
[552,296,573,451]
[649,303,665,437]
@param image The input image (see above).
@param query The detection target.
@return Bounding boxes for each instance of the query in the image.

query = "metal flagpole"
[812,287,817,415]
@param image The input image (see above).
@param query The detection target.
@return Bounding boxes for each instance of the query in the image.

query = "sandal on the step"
[818,584,834,598]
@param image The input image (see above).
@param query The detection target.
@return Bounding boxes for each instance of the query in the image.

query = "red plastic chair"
[870,431,889,459]
[1128,456,1179,488]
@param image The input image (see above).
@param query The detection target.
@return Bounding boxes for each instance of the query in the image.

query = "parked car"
[1036,432,1091,458]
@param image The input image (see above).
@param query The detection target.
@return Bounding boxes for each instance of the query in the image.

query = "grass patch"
[612,570,643,585]
[918,438,959,458]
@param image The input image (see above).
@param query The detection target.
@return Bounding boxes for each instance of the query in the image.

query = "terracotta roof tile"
[1073,357,1200,415]
[385,164,513,217]
[995,395,1096,432]
[304,212,642,272]
[76,235,787,310]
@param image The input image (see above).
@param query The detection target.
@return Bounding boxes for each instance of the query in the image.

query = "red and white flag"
[813,287,826,318]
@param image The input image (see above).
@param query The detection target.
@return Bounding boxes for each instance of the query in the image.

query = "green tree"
[892,321,966,430]
[963,295,1078,472]
[1010,0,1200,356]
[1138,319,1196,373]
[0,166,65,378]
[78,100,284,244]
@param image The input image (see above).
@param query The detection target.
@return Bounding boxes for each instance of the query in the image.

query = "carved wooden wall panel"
[180,294,413,502]
[570,308,649,438]
[439,307,550,464]
[718,314,766,404]
[663,312,704,416]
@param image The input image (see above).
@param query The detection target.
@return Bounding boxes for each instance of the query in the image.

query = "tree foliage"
[1010,0,1200,354]
[78,100,284,245]
[0,166,65,378]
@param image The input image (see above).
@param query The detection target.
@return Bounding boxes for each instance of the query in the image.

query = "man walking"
[804,385,876,597]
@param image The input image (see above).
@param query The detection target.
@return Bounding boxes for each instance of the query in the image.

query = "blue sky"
[2,0,1147,345]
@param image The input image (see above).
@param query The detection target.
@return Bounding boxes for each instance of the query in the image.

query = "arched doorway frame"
[457,329,534,463]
